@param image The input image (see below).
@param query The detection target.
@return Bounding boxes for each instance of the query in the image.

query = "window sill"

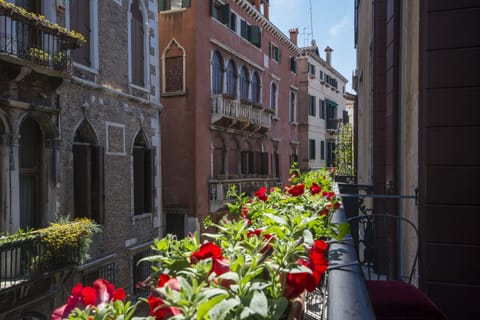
[162,91,186,97]
[129,83,150,94]
[290,121,298,126]
[272,116,280,121]
[132,213,152,224]
[160,8,187,14]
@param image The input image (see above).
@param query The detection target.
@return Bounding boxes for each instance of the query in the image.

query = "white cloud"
[329,15,350,37]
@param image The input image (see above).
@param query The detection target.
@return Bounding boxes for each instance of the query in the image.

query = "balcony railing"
[209,177,279,212]
[0,7,82,72]
[326,118,341,132]
[210,94,272,131]
[0,232,81,292]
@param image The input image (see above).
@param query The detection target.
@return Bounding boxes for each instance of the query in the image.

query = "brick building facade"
[158,0,300,236]
[0,0,161,318]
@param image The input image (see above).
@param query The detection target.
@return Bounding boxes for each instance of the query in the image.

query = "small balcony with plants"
[210,94,272,133]
[0,217,100,299]
[0,0,85,73]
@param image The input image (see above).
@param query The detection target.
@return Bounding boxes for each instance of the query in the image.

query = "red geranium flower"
[309,182,322,195]
[254,186,269,202]
[322,191,336,201]
[283,259,317,299]
[286,183,305,196]
[190,242,223,264]
[148,295,182,320]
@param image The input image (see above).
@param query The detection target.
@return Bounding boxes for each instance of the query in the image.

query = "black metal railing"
[0,233,81,292]
[326,119,340,131]
[0,10,80,71]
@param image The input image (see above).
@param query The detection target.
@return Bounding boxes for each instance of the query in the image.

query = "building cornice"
[232,0,300,54]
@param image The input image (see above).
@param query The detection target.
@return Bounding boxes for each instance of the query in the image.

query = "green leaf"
[249,291,268,317]
[264,213,288,226]
[197,293,229,320]
[270,297,289,320]
[303,229,314,246]
[209,297,241,320]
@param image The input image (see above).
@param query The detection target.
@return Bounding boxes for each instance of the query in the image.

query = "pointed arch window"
[163,39,185,94]
[226,60,236,97]
[130,0,145,87]
[73,120,104,224]
[239,66,249,101]
[133,131,153,215]
[251,72,260,104]
[19,118,42,229]
[212,51,223,95]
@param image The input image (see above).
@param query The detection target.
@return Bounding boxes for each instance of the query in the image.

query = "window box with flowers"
[51,168,348,319]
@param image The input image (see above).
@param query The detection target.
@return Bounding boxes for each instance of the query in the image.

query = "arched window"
[212,51,223,95]
[130,0,145,87]
[133,131,153,215]
[19,118,42,229]
[239,66,249,101]
[226,60,236,97]
[163,39,185,93]
[251,72,260,104]
[290,91,296,122]
[73,120,104,223]
[213,136,225,178]
[270,82,277,114]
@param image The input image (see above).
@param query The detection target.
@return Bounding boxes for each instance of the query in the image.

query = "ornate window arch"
[211,51,223,95]
[162,38,186,94]
[129,0,148,88]
[239,66,249,101]
[226,59,237,97]
[251,71,261,104]
[73,119,104,224]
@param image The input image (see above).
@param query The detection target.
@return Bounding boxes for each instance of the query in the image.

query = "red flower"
[254,186,269,202]
[309,182,322,195]
[322,191,336,201]
[113,288,125,301]
[320,209,329,216]
[309,240,329,284]
[148,295,181,320]
[212,256,234,288]
[190,242,223,264]
[286,183,305,196]
[283,259,316,299]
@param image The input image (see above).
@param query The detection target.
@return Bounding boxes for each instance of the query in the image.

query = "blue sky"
[269,0,355,92]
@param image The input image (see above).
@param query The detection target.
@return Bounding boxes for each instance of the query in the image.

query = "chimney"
[255,0,261,11]
[325,46,333,66]
[264,2,269,19]
[289,28,299,46]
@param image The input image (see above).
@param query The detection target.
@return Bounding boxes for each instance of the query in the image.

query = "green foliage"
[140,168,347,319]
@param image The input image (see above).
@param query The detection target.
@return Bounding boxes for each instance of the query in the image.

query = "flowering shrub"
[52,167,347,319]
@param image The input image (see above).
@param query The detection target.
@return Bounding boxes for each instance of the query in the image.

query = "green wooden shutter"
[249,25,261,47]
[241,20,248,39]
[221,3,230,25]
[182,0,191,8]
[159,0,167,11]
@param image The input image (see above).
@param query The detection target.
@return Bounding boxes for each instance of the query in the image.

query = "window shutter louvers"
[133,147,145,215]
[241,20,248,39]
[73,144,92,219]
[92,145,105,224]
[221,3,231,25]
[144,148,153,213]
[182,0,191,8]
[249,25,261,47]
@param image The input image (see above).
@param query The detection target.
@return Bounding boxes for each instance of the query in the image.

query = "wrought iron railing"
[0,10,81,71]
[208,177,279,202]
[0,233,81,292]
[210,94,272,128]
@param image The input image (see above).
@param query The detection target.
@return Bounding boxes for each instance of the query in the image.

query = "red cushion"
[367,280,448,320]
